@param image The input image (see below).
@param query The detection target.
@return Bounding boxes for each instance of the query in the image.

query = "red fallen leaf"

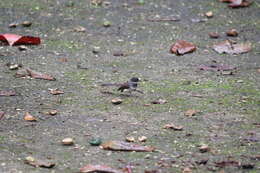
[0,33,40,46]
[80,164,124,173]
[215,160,240,168]
[0,90,16,96]
[198,64,236,71]
[26,69,55,81]
[213,40,251,54]
[170,40,196,55]
[0,111,5,120]
[101,140,155,152]
[49,89,64,95]
[144,170,159,173]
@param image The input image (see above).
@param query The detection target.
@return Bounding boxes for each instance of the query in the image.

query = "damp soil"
[0,0,260,172]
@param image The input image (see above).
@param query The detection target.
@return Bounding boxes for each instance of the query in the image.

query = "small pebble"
[138,136,147,142]
[125,136,135,142]
[111,98,122,105]
[62,138,74,145]
[21,21,32,27]
[205,11,213,18]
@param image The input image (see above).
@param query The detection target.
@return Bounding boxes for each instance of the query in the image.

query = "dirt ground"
[0,0,260,172]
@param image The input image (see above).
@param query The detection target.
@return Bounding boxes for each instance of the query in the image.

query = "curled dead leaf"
[24,156,55,168]
[80,164,124,173]
[0,111,5,120]
[49,89,64,95]
[184,109,199,117]
[171,40,196,55]
[198,64,236,71]
[101,140,155,152]
[208,32,220,39]
[163,124,183,131]
[26,69,56,81]
[226,29,238,37]
[213,40,251,54]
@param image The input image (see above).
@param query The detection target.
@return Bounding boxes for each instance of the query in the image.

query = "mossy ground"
[0,0,260,172]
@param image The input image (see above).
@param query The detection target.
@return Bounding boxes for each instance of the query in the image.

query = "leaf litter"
[24,156,55,168]
[171,40,196,55]
[0,33,40,46]
[212,40,251,54]
[80,164,124,173]
[101,140,155,152]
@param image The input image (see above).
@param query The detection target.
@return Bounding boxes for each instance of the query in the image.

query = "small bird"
[101,77,143,94]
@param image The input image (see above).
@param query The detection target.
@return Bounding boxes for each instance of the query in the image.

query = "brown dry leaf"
[170,40,196,55]
[257,69,260,73]
[215,160,240,168]
[144,170,159,173]
[226,29,238,37]
[80,164,124,173]
[0,111,5,120]
[24,112,37,121]
[24,156,55,168]
[101,140,155,152]
[26,69,55,80]
[58,57,68,62]
[184,109,199,117]
[49,89,64,95]
[209,32,220,39]
[0,90,16,96]
[163,124,183,131]
[212,40,251,54]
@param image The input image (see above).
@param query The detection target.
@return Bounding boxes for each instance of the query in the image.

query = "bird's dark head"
[130,77,140,82]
